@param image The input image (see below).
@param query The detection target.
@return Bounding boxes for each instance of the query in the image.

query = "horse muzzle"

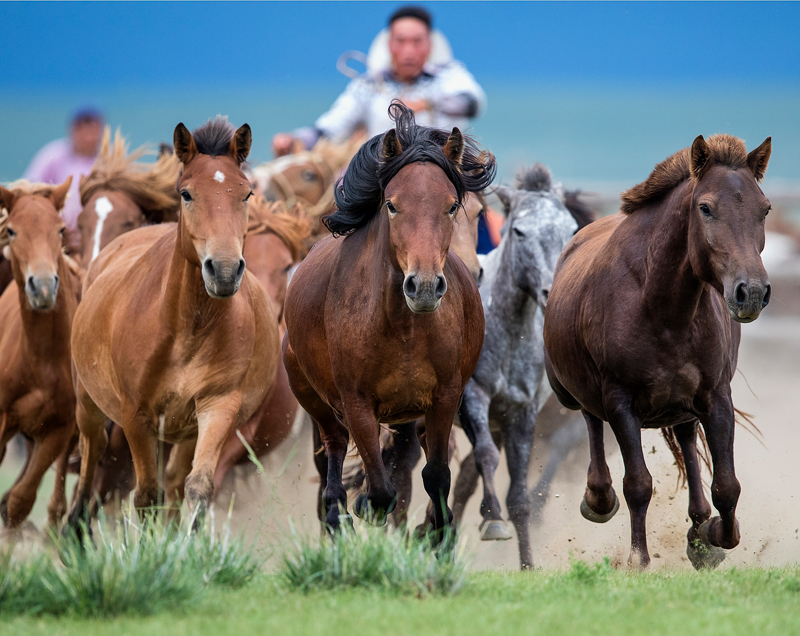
[202,256,246,299]
[403,272,447,314]
[25,273,59,311]
[725,279,771,323]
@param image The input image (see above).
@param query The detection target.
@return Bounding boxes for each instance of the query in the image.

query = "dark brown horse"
[544,134,772,568]
[284,103,494,533]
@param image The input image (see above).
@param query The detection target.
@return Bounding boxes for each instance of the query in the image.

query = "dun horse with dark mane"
[284,103,494,533]
[544,134,772,568]
[66,118,279,531]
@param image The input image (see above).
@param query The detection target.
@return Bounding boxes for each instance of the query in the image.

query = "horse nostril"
[734,282,747,307]
[204,259,216,278]
[53,274,59,287]
[541,288,550,304]
[434,274,447,299]
[237,259,246,278]
[762,284,771,308]
[27,276,36,292]
[476,267,484,286]
[403,275,417,299]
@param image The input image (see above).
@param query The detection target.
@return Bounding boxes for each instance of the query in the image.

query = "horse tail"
[663,409,761,489]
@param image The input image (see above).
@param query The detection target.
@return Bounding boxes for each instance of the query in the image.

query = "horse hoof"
[479,519,512,541]
[353,494,396,526]
[687,522,726,570]
[580,490,620,524]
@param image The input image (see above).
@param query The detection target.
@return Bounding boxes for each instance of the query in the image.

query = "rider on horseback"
[272,6,486,156]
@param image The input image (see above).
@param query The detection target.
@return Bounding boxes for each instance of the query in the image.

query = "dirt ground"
[3,245,799,573]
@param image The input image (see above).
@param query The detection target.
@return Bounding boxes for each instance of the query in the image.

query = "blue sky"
[2,1,799,90]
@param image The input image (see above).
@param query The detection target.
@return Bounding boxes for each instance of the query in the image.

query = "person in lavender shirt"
[272,6,486,156]
[24,107,104,239]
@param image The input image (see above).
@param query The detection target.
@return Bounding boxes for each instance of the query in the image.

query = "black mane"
[323,102,496,236]
[193,116,235,156]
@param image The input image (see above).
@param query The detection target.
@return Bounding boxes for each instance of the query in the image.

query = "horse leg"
[46,430,78,530]
[502,403,538,570]
[580,410,619,522]
[459,380,509,540]
[65,387,109,538]
[452,450,479,525]
[311,424,328,525]
[384,421,421,527]
[419,388,461,538]
[698,396,741,551]
[607,405,651,568]
[165,438,196,517]
[2,424,73,529]
[184,396,242,525]
[344,399,396,525]
[674,420,724,569]
[124,414,162,523]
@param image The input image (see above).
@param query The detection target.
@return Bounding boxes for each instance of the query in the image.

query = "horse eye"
[245,191,254,202]
[699,203,712,217]
[301,170,317,183]
[448,203,458,216]
[181,190,192,203]
[386,201,397,215]
[765,206,771,218]
[58,227,65,236]
[513,227,525,238]
[7,228,16,239]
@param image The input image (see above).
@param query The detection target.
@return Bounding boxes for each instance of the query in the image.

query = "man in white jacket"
[272,6,486,155]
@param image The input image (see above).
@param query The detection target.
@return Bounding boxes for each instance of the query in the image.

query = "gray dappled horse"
[457,165,577,569]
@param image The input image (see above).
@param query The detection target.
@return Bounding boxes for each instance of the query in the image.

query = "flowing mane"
[620,134,749,215]
[79,127,181,222]
[193,116,235,156]
[247,196,312,262]
[323,102,496,236]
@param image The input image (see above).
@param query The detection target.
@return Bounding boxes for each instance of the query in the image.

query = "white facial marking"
[91,196,114,262]
[214,171,225,183]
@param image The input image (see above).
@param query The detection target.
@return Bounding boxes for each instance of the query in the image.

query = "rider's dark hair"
[388,6,432,30]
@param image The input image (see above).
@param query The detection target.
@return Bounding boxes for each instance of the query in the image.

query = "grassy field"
[6,566,800,636]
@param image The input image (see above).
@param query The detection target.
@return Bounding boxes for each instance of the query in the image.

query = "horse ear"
[50,176,73,211]
[173,123,198,165]
[229,124,252,166]
[690,135,710,180]
[747,136,771,182]
[443,127,464,164]
[0,185,17,214]
[493,185,515,214]
[381,129,403,160]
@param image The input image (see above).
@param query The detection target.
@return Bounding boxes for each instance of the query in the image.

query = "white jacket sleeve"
[432,61,487,117]
[314,78,371,142]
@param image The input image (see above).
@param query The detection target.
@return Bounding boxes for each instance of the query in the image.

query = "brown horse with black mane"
[544,134,772,568]
[0,178,80,529]
[66,118,279,532]
[284,103,494,534]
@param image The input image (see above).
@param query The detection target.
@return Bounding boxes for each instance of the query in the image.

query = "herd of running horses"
[0,101,773,571]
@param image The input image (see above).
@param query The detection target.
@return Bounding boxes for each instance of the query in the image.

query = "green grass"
[0,511,261,618]
[279,519,469,595]
[5,565,800,636]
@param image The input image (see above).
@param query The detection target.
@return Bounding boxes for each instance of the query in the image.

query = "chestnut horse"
[76,127,180,266]
[284,103,494,533]
[544,134,772,568]
[66,118,279,531]
[72,197,310,508]
[0,178,80,529]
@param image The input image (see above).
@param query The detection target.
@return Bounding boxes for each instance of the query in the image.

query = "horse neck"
[491,234,538,327]
[16,256,78,359]
[640,183,707,327]
[162,219,227,335]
